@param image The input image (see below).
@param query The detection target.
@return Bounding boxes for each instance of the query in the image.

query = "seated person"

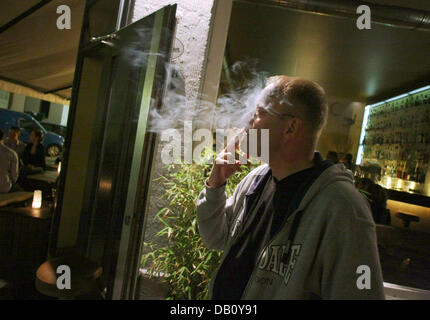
[22,129,46,175]
[355,177,390,225]
[0,128,19,193]
[4,126,27,158]
[4,126,26,170]
[326,150,338,164]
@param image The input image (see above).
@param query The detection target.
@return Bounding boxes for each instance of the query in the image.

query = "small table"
[0,204,53,289]
[26,171,59,199]
[0,204,52,219]
[36,253,103,299]
[0,192,34,208]
[27,171,59,185]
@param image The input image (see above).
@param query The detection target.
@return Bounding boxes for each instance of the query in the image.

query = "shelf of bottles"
[360,86,430,194]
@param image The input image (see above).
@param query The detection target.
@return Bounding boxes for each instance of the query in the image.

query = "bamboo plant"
[142,149,254,300]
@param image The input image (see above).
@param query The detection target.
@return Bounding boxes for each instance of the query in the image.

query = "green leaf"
[141,146,255,299]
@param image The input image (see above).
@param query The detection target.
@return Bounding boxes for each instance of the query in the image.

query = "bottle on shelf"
[396,165,402,179]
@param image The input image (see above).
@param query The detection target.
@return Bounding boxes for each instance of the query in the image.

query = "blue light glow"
[409,85,430,95]
[385,94,408,103]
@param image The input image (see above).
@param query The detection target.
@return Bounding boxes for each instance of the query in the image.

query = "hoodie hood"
[245,152,353,218]
[296,162,355,213]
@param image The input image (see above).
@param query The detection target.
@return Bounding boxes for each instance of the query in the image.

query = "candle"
[32,190,42,209]
[57,161,61,174]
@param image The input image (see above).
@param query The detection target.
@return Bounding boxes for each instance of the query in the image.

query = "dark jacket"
[22,143,46,170]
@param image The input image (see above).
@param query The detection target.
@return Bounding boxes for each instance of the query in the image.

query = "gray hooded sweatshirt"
[197,162,385,299]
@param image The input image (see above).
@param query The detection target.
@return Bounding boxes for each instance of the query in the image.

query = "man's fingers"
[216,128,248,165]
[215,158,242,166]
[218,151,233,161]
[237,128,248,150]
[215,159,231,165]
[224,127,248,152]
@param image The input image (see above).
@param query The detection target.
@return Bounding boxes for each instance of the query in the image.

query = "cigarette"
[236,128,250,162]
[238,128,248,144]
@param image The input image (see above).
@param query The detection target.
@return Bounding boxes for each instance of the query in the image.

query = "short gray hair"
[266,75,328,135]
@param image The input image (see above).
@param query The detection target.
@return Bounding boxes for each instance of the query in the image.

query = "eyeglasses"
[255,106,299,120]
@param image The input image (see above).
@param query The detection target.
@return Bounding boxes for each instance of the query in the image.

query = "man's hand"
[207,128,247,188]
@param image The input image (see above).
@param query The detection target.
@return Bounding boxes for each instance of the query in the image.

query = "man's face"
[30,131,37,143]
[9,129,19,141]
[251,85,292,160]
[252,86,285,128]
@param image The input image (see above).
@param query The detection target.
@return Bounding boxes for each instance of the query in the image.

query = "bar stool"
[395,212,420,228]
[35,253,103,299]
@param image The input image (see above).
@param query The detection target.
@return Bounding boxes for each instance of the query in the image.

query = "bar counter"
[385,189,430,208]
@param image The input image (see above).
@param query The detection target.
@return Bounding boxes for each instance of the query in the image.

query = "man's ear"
[284,118,300,136]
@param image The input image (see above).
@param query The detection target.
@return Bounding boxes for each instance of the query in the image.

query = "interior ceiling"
[227,1,430,103]
[365,0,430,11]
[0,0,85,102]
[0,0,41,26]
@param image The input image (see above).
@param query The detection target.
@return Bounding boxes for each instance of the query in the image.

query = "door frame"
[111,6,177,300]
[49,0,134,257]
[49,0,177,300]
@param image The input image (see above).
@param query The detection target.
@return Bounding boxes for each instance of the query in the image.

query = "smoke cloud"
[118,27,269,135]
[148,58,268,133]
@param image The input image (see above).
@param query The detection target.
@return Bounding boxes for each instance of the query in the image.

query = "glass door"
[51,4,177,300]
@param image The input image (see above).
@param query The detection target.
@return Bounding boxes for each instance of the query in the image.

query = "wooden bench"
[0,192,34,207]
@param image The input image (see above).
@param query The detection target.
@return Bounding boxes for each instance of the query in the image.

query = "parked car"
[41,122,67,137]
[0,109,64,157]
